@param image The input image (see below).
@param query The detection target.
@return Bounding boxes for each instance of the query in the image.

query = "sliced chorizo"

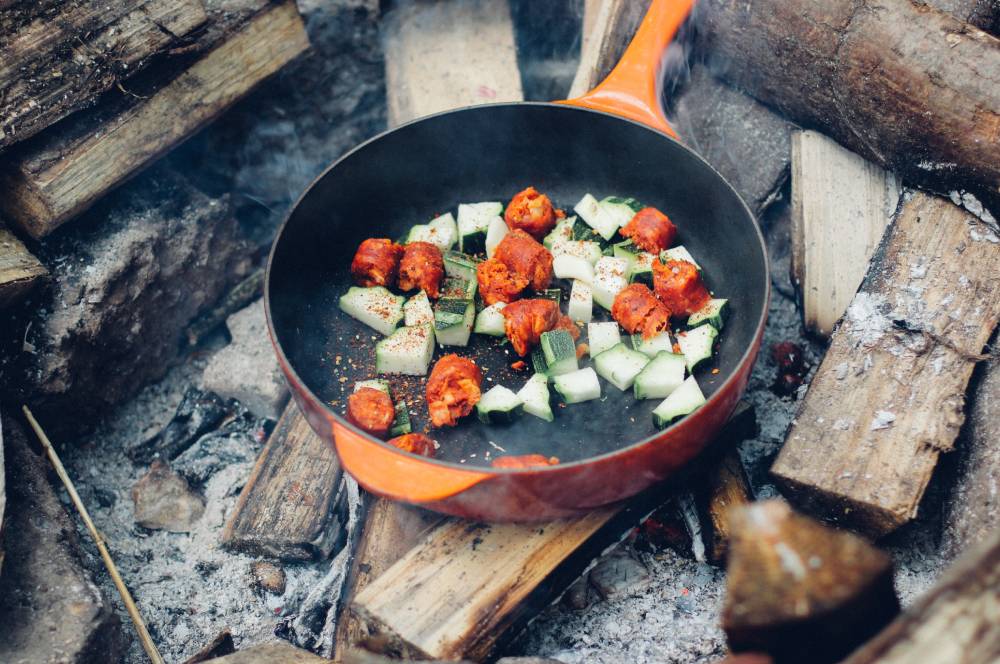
[505,186,559,240]
[620,207,677,253]
[426,354,483,427]
[350,238,403,288]
[653,259,711,316]
[554,314,581,341]
[494,229,553,291]
[491,454,560,469]
[501,298,561,356]
[612,283,671,339]
[346,387,395,438]
[476,257,529,306]
[397,241,445,299]
[388,432,436,457]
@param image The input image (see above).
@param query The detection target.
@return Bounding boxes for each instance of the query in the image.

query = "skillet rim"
[264,101,771,475]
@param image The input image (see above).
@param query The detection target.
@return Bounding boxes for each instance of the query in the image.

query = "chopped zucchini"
[517,373,553,422]
[612,239,640,269]
[354,379,390,395]
[389,400,412,436]
[439,275,477,300]
[629,331,674,358]
[538,288,563,304]
[473,302,507,336]
[628,252,657,287]
[592,256,629,310]
[442,250,481,281]
[406,212,457,251]
[633,351,687,400]
[593,342,649,391]
[599,196,638,229]
[485,216,509,258]
[553,254,595,284]
[339,286,405,336]
[375,324,435,375]
[551,239,604,265]
[587,321,621,357]
[543,216,578,250]
[403,291,434,327]
[661,245,701,270]
[540,329,578,376]
[552,367,601,404]
[433,298,475,347]
[652,376,706,428]
[567,280,593,323]
[476,385,524,424]
[531,347,549,375]
[458,202,502,253]
[677,324,718,371]
[603,196,643,213]
[687,298,729,331]
[574,193,620,241]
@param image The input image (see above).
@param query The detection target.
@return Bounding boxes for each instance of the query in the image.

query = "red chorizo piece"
[612,283,671,339]
[426,354,483,427]
[346,387,395,438]
[476,257,529,305]
[494,229,553,291]
[505,186,559,240]
[501,298,561,356]
[653,259,711,316]
[351,238,403,288]
[491,454,560,469]
[388,432,436,457]
[398,241,445,298]
[620,207,678,253]
[555,314,581,341]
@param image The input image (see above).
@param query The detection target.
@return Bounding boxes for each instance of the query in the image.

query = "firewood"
[0,224,47,309]
[0,0,207,151]
[207,641,327,663]
[182,630,235,663]
[790,130,901,337]
[723,500,900,664]
[697,0,1000,211]
[221,401,344,561]
[568,0,648,97]
[701,449,755,564]
[840,530,1000,664]
[0,0,309,238]
[772,192,1000,537]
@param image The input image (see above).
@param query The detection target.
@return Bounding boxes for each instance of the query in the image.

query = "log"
[698,0,1000,212]
[772,192,1000,537]
[0,0,310,238]
[221,401,344,561]
[841,529,1000,664]
[927,0,1000,34]
[207,641,327,663]
[568,0,647,97]
[790,130,901,337]
[0,224,47,309]
[182,630,235,663]
[723,500,900,664]
[701,449,754,564]
[0,0,207,150]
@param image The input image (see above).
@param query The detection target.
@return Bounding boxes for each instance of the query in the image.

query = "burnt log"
[128,387,229,464]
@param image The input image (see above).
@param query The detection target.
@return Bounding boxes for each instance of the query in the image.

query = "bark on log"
[0,0,208,151]
[0,224,47,309]
[701,449,754,564]
[697,0,1000,212]
[772,192,1000,537]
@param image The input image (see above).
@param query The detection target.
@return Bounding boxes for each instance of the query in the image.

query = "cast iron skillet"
[265,0,769,520]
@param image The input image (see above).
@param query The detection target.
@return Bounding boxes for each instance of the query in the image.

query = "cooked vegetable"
[351,238,403,288]
[375,323,435,375]
[540,329,578,376]
[433,298,475,347]
[347,387,395,438]
[458,202,503,253]
[574,193,620,241]
[406,212,458,252]
[552,367,601,403]
[633,351,687,400]
[600,196,642,228]
[494,229,553,291]
[687,298,729,330]
[677,324,718,372]
[389,401,412,436]
[611,283,670,339]
[473,301,507,336]
[403,291,434,326]
[531,347,549,375]
[652,375,706,428]
[629,330,674,358]
[587,321,621,357]
[439,275,477,300]
[426,354,483,427]
[517,373,553,421]
[398,241,445,298]
[339,286,405,336]
[592,256,630,310]
[543,216,578,249]
[620,206,677,252]
[661,245,701,270]
[539,288,563,304]
[553,253,595,284]
[354,379,390,394]
[567,280,593,323]
[389,432,435,456]
[653,259,712,316]
[476,385,524,424]
[485,216,509,258]
[593,342,650,391]
[501,298,561,356]
[442,250,481,281]
[505,186,558,240]
[551,239,604,265]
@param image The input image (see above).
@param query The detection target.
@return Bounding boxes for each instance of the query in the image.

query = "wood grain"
[702,450,753,564]
[0,0,309,238]
[208,641,328,663]
[568,0,648,97]
[772,192,1000,537]
[221,402,344,561]
[0,224,47,308]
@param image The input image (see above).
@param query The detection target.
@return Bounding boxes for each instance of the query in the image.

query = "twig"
[22,406,165,664]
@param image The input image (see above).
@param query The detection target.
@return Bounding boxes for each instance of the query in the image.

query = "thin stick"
[22,406,165,664]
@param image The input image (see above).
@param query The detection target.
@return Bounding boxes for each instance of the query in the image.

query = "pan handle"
[560,0,694,138]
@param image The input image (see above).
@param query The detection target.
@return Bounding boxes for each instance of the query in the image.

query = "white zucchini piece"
[543,216,577,250]
[553,254,595,284]
[551,239,603,265]
[403,291,434,327]
[599,196,638,229]
[473,302,507,336]
[574,193,619,241]
[434,299,475,347]
[407,213,457,252]
[587,321,621,357]
[592,256,630,310]
[567,280,593,323]
[484,216,509,258]
[552,367,601,404]
[517,373,553,422]
[652,375,706,428]
[633,351,687,400]
[629,330,674,358]
[458,202,502,253]
[354,379,390,394]
[339,286,405,336]
[442,250,480,280]
[677,324,719,371]
[531,347,549,376]
[540,329,578,376]
[389,400,412,436]
[593,342,650,391]
[687,298,729,331]
[440,275,477,300]
[476,385,523,424]
[375,324,435,375]
[661,245,701,270]
[628,251,657,286]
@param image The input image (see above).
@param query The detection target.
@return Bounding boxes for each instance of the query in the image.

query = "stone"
[202,299,289,420]
[250,561,287,595]
[588,547,651,599]
[131,460,206,532]
[0,411,124,664]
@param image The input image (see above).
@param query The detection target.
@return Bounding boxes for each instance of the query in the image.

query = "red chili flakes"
[511,360,527,371]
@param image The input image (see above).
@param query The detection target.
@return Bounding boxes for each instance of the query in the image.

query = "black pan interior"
[267,104,767,468]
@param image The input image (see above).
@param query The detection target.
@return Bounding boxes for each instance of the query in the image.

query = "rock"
[129,387,230,464]
[562,575,598,611]
[202,299,289,420]
[131,460,205,532]
[0,412,124,664]
[588,547,651,599]
[250,561,287,595]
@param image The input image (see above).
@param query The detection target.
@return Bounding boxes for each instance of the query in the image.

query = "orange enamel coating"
[561,0,695,137]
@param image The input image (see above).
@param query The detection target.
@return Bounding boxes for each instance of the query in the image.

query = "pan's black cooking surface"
[268,104,767,468]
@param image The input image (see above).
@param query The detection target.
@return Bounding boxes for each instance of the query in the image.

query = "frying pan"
[265,0,769,521]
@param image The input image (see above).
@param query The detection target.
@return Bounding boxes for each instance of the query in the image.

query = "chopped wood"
[342,649,472,664]
[221,402,344,561]
[772,192,1000,537]
[568,0,648,97]
[0,0,309,238]
[701,450,755,564]
[182,630,235,664]
[840,530,1000,664]
[790,130,901,337]
[0,224,47,308]
[207,641,328,663]
[723,500,900,664]
[698,0,1000,211]
[0,0,207,151]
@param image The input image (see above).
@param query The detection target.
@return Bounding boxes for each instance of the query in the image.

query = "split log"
[723,500,900,664]
[221,401,344,561]
[772,192,1000,537]
[182,630,235,663]
[207,641,327,663]
[568,0,648,97]
[0,0,310,238]
[698,0,1000,211]
[841,529,1000,664]
[701,449,754,564]
[790,130,901,337]
[0,224,46,309]
[0,0,207,150]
